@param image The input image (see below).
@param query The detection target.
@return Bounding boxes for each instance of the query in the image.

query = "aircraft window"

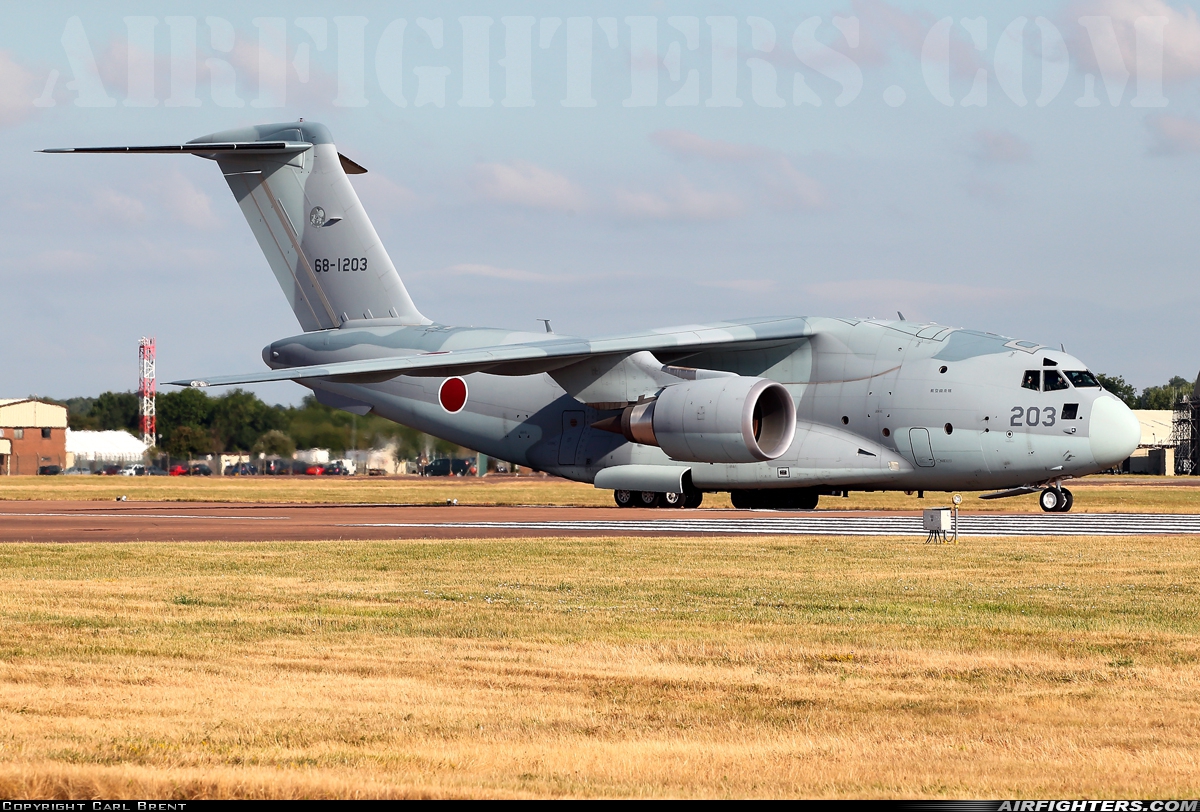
[1021,370,1040,391]
[1065,370,1101,388]
[1043,370,1070,391]
[1062,403,1079,420]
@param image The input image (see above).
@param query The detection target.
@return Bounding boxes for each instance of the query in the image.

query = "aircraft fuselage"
[270,315,1138,494]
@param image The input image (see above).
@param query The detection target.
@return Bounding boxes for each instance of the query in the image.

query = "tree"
[166,425,213,458]
[158,388,214,450]
[211,389,285,451]
[1138,376,1193,410]
[1097,374,1138,409]
[252,430,296,458]
[86,392,140,433]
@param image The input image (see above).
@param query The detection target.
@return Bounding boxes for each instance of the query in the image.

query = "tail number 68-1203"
[1011,406,1056,427]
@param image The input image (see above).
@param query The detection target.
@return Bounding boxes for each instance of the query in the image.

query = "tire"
[1058,488,1074,513]
[613,489,635,508]
[683,490,704,509]
[662,491,686,509]
[1039,488,1061,512]
[637,490,662,508]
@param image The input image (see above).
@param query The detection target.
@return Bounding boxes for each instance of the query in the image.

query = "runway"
[2,501,1199,542]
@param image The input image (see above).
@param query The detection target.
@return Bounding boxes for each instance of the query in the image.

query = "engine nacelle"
[615,377,797,463]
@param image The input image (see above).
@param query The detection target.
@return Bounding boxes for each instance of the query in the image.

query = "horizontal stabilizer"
[40,141,310,155]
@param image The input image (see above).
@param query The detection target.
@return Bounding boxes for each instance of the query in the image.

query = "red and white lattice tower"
[138,337,156,446]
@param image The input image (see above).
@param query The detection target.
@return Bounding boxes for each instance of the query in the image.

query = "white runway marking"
[1,512,290,521]
[342,513,1200,537]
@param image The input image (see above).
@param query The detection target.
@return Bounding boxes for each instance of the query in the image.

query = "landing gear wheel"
[637,490,662,508]
[1058,488,1073,512]
[614,489,635,508]
[1039,488,1063,512]
[683,489,704,509]
[662,491,686,509]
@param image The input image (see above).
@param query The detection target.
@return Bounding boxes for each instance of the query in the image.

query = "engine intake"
[605,377,796,463]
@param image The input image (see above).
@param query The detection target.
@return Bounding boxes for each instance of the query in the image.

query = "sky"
[3,0,1200,406]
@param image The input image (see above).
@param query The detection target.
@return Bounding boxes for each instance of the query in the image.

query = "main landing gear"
[1039,487,1074,513]
[614,489,704,509]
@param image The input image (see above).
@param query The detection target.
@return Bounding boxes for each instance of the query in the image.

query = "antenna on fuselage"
[897,311,906,321]
[537,319,553,334]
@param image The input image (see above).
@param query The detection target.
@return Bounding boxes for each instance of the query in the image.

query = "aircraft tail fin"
[45,121,428,331]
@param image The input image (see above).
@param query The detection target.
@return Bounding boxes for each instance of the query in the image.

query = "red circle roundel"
[438,377,468,413]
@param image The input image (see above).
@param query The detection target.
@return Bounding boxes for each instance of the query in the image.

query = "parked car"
[191,464,212,476]
[262,459,291,475]
[64,466,93,475]
[37,465,62,476]
[169,464,190,476]
[101,464,122,476]
[422,458,477,477]
[118,464,145,476]
[224,462,257,476]
[145,467,168,476]
[304,464,324,475]
[322,461,351,476]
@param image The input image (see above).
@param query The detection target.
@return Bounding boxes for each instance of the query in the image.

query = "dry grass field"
[3,473,1200,513]
[0,531,1198,798]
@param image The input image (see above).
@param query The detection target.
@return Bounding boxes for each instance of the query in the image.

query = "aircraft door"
[909,428,935,467]
[559,411,586,465]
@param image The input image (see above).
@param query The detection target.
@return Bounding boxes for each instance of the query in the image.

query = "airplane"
[44,120,1141,513]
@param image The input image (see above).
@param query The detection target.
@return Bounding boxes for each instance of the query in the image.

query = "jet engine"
[602,377,797,463]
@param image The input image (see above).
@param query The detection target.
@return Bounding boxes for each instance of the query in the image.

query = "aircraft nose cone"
[1090,395,1141,469]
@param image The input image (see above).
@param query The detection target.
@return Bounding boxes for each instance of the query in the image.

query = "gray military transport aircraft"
[45,121,1141,512]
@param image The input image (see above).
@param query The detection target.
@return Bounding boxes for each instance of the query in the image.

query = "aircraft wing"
[168,316,814,387]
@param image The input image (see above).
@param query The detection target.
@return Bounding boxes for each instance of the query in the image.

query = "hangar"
[0,398,68,475]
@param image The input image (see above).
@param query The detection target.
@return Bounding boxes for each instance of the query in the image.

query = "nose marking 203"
[1011,406,1057,428]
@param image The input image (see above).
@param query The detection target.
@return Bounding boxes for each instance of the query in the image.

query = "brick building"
[0,399,68,475]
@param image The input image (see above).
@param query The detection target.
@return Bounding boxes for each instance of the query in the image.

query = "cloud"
[153,170,220,229]
[438,263,555,282]
[964,178,1010,203]
[30,249,100,274]
[651,129,761,162]
[1065,0,1200,81]
[354,175,420,213]
[853,0,931,64]
[804,279,1016,313]
[697,278,778,293]
[764,161,828,209]
[650,129,827,211]
[1146,114,1200,153]
[852,0,982,77]
[471,161,586,211]
[613,180,744,221]
[970,129,1033,163]
[91,188,146,225]
[0,50,37,127]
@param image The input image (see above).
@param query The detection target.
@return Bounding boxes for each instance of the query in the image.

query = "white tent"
[65,429,149,464]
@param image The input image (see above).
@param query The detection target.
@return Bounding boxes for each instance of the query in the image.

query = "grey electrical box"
[923,508,952,532]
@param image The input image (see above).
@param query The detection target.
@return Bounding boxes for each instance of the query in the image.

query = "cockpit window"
[1065,370,1100,388]
[1021,370,1041,391]
[1043,370,1070,391]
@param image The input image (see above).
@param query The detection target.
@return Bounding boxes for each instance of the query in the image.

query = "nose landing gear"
[1039,487,1074,513]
